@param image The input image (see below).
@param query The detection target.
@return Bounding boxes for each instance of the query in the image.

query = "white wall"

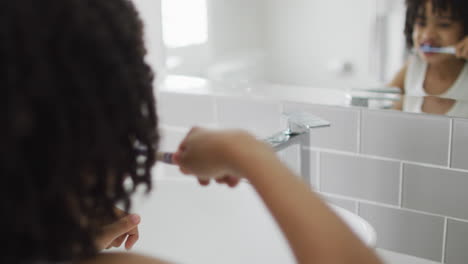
[386,0,406,82]
[207,0,266,60]
[264,0,377,88]
[160,0,267,79]
[132,0,166,77]
[204,0,386,89]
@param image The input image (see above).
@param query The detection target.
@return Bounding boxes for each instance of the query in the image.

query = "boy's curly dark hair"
[404,0,468,47]
[0,0,159,262]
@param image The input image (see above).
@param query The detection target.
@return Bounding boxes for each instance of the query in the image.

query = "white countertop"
[157,74,468,118]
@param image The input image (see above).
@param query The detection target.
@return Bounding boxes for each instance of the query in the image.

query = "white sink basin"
[130,174,376,264]
[329,204,377,247]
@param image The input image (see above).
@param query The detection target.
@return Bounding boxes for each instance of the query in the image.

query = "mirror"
[159,0,468,118]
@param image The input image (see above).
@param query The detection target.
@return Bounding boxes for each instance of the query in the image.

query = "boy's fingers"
[226,176,240,187]
[198,179,210,186]
[215,178,225,183]
[456,43,463,57]
[179,166,191,175]
[111,234,126,248]
[125,228,140,250]
[97,214,141,250]
[104,214,140,241]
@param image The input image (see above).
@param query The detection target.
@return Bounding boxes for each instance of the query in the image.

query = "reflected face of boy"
[412,1,464,63]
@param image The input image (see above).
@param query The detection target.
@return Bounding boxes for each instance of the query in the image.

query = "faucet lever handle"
[283,112,330,134]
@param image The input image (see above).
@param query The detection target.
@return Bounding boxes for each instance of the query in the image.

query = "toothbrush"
[156,152,175,164]
[419,45,456,54]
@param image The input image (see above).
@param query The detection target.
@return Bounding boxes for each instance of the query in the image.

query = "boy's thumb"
[105,214,141,238]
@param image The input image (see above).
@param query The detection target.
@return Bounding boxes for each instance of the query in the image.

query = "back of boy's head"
[0,0,159,262]
[404,0,468,47]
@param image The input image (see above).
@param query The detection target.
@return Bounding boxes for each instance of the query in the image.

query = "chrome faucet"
[264,112,330,183]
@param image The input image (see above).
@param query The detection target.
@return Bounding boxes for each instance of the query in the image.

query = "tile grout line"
[398,162,403,208]
[447,118,454,168]
[442,217,448,263]
[305,146,468,174]
[321,192,468,221]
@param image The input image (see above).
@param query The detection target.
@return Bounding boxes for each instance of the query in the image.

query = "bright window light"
[161,0,208,48]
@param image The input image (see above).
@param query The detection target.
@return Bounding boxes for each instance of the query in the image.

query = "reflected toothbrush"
[420,45,456,54]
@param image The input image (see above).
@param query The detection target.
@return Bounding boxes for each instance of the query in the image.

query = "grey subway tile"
[451,119,468,170]
[321,194,357,213]
[359,203,444,262]
[445,219,468,264]
[402,164,468,220]
[320,152,400,205]
[361,110,450,165]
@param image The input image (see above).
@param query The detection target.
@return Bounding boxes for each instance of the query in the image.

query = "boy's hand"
[172,127,245,187]
[197,174,240,187]
[455,36,468,59]
[95,211,141,251]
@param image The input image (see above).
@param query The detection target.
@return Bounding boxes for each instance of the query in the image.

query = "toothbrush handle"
[420,46,456,54]
[438,47,456,54]
[157,152,175,164]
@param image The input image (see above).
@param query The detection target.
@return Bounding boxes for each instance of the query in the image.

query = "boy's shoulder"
[78,252,171,264]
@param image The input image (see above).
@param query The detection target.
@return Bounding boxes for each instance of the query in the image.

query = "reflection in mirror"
[161,0,407,89]
[391,96,468,118]
[159,0,468,118]
[159,75,468,119]
[387,0,468,101]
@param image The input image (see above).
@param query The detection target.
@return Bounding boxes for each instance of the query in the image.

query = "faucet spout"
[263,112,330,182]
[264,112,330,151]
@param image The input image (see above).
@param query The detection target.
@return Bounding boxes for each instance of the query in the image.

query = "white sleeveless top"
[402,96,468,118]
[404,55,468,100]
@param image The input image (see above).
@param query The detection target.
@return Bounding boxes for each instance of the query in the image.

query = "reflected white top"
[403,96,468,118]
[405,55,468,100]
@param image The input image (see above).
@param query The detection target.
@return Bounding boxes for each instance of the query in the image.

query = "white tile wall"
[361,110,451,166]
[157,91,468,263]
